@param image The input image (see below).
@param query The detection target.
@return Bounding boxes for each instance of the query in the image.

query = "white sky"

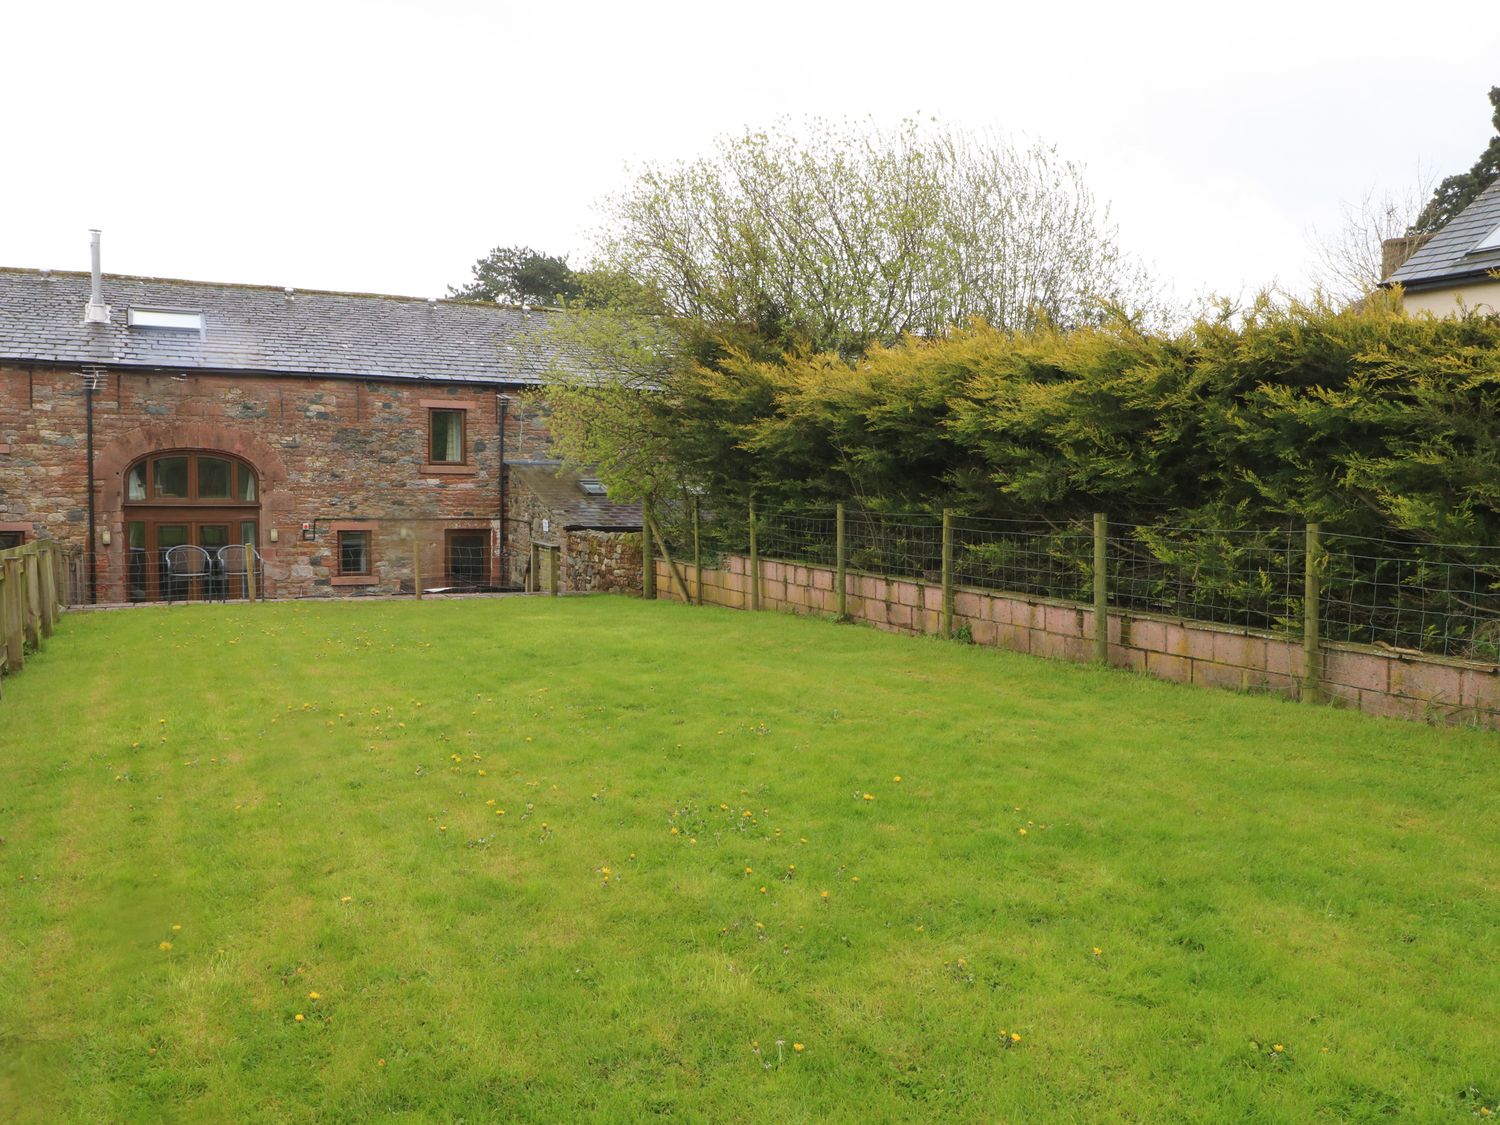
[3,0,1497,306]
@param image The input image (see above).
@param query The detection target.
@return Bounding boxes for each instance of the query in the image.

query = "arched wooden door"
[121,450,261,602]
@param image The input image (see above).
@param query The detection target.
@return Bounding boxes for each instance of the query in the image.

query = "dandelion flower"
[308,991,321,1001]
[820,890,830,899]
[171,924,182,932]
[893,776,902,783]
[158,941,172,952]
[294,1013,305,1023]
[1272,1044,1284,1053]
[378,1058,386,1067]
[862,793,875,801]
[1011,1032,1021,1043]
[1092,947,1102,957]
[744,867,753,875]
[1018,828,1028,836]
[793,1043,805,1052]
[340,895,352,903]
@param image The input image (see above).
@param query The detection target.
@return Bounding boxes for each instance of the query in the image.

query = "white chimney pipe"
[83,229,111,325]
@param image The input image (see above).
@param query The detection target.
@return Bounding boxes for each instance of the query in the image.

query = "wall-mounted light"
[100,528,111,546]
[269,528,279,543]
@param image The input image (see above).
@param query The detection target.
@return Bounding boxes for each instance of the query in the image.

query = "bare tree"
[1308,175,1433,304]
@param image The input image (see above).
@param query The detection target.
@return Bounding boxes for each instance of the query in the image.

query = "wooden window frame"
[421,399,478,476]
[125,451,259,506]
[0,523,30,550]
[330,521,378,586]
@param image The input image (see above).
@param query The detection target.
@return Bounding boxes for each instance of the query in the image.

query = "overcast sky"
[4,0,1497,307]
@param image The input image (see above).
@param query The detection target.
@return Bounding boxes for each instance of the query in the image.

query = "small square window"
[338,531,371,576]
[429,409,466,464]
[0,530,25,550]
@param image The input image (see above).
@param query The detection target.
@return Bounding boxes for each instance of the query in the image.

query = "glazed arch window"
[124,452,258,503]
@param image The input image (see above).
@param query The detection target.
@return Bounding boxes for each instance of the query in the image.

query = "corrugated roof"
[0,267,562,384]
[508,462,642,531]
[1387,177,1500,289]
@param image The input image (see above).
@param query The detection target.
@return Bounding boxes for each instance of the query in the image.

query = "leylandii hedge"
[650,292,1500,547]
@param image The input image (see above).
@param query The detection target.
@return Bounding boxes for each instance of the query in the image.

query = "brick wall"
[0,364,554,599]
[657,554,1500,729]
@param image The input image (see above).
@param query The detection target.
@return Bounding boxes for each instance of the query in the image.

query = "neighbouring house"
[1383,176,1500,315]
[0,235,642,602]
[507,462,643,594]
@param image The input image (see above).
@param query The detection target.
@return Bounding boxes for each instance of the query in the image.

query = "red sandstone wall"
[0,364,553,599]
[656,555,1500,730]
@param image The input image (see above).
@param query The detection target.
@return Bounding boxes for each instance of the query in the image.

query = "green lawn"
[1,597,1497,1122]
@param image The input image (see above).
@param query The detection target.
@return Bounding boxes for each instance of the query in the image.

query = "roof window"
[127,307,205,334]
[578,478,608,496]
[1473,223,1500,254]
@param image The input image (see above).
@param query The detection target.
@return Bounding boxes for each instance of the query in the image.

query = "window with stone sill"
[429,409,467,465]
[338,530,372,577]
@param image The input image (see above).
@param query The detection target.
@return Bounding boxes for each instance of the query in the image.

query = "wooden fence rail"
[0,540,73,700]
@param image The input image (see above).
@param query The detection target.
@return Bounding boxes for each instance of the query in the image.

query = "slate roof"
[508,461,642,531]
[0,267,561,384]
[1386,177,1500,290]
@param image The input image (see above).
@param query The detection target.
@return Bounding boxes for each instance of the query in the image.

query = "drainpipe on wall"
[496,393,509,587]
[82,367,103,605]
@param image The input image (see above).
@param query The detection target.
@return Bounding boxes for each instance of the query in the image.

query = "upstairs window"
[429,409,466,464]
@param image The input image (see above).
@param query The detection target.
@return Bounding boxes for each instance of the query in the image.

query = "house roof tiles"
[1386,177,1500,290]
[0,267,560,384]
[508,461,642,531]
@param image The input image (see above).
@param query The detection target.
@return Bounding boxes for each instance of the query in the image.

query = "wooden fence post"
[835,502,847,621]
[549,545,560,597]
[4,557,24,672]
[413,536,423,601]
[245,545,258,602]
[641,495,656,600]
[692,495,702,605]
[1303,521,1321,704]
[22,552,41,648]
[748,499,760,611]
[1093,513,1108,665]
[39,546,56,638]
[941,508,954,638]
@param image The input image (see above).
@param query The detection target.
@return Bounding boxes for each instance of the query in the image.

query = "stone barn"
[0,236,642,601]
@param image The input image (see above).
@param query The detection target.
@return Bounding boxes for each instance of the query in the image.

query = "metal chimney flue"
[82,229,111,325]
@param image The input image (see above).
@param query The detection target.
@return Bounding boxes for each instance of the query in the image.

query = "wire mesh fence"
[1107,523,1304,635]
[1322,532,1500,661]
[678,504,1500,662]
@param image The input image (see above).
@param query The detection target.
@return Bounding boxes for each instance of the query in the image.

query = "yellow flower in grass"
[1272,1044,1284,1053]
[793,1043,805,1053]
[862,793,875,801]
[294,1013,305,1023]
[1092,947,1102,957]
[308,991,321,1001]
[1011,1032,1021,1043]
[157,941,172,952]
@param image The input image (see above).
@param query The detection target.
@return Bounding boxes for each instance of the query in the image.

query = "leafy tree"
[449,245,583,306]
[1409,86,1500,234]
[592,117,1160,356]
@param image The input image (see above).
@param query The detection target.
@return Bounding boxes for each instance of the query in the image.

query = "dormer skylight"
[127,307,204,334]
[578,478,608,496]
[1473,222,1500,254]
